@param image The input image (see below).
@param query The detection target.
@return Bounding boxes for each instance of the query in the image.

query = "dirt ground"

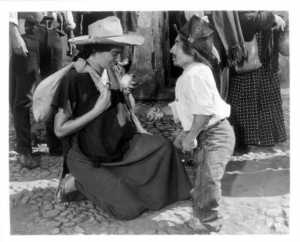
[7,94,290,236]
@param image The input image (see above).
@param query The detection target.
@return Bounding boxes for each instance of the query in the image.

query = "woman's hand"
[181,137,198,153]
[273,14,286,31]
[54,84,112,138]
[93,83,111,114]
[121,74,137,95]
[68,43,77,57]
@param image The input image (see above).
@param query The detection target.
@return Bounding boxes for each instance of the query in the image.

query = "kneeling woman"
[52,17,192,220]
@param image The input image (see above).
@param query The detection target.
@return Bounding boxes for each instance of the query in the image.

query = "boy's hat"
[174,15,214,60]
[69,16,144,46]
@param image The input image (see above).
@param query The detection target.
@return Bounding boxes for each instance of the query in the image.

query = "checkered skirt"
[228,32,287,146]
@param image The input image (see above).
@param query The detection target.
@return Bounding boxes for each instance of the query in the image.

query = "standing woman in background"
[228,11,287,150]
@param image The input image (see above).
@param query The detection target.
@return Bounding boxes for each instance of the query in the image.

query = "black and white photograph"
[1,0,299,240]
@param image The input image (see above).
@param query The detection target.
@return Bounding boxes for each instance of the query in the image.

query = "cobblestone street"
[7,94,290,235]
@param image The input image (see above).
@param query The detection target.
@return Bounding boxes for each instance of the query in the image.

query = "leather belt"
[205,118,226,131]
[185,118,226,136]
[37,20,60,30]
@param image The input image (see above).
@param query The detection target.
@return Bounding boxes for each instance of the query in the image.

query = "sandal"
[19,153,39,169]
[202,216,224,232]
[187,218,207,231]
[55,174,75,205]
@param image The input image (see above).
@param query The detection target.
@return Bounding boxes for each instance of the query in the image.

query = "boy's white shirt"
[169,62,230,131]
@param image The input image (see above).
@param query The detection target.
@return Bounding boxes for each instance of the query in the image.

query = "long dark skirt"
[65,133,192,220]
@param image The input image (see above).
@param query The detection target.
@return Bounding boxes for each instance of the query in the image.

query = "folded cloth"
[33,57,116,122]
[212,11,247,67]
[32,58,147,134]
[33,62,76,122]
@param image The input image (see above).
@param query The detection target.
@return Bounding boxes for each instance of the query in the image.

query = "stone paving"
[8,95,290,235]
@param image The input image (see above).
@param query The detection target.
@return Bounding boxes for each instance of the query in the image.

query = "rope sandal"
[55,173,75,206]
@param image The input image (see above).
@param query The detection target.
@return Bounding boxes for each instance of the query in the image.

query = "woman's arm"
[238,11,276,41]
[54,83,111,138]
[123,92,135,111]
[121,74,136,111]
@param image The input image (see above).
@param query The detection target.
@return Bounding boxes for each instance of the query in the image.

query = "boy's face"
[170,36,194,70]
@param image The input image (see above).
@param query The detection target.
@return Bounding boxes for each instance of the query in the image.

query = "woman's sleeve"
[238,11,275,41]
[184,74,215,116]
[51,74,78,118]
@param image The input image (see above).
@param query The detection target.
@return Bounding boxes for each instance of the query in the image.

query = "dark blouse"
[238,11,275,41]
[238,11,279,67]
[51,68,135,167]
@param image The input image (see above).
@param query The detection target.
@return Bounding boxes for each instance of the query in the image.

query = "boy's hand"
[181,137,197,153]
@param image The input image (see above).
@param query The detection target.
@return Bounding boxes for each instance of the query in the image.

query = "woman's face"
[96,46,124,69]
[170,36,194,70]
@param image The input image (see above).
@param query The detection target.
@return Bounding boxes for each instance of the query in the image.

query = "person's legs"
[9,55,16,113]
[63,134,192,220]
[45,114,62,155]
[12,30,41,168]
[39,28,63,154]
[13,32,40,155]
[192,120,235,231]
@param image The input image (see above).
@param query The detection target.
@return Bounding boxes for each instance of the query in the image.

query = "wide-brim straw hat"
[174,15,214,60]
[69,16,144,46]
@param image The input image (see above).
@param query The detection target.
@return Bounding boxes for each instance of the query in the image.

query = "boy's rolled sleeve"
[186,75,215,116]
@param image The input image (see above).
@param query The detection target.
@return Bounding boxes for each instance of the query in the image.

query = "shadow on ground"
[221,155,290,197]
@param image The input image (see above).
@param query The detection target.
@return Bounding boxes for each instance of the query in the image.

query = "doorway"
[168,11,184,87]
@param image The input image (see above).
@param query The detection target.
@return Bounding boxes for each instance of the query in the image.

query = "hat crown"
[177,15,214,60]
[189,20,213,40]
[69,16,144,46]
[180,15,213,41]
[89,16,123,38]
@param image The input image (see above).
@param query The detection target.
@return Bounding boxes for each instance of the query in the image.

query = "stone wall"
[130,11,169,99]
